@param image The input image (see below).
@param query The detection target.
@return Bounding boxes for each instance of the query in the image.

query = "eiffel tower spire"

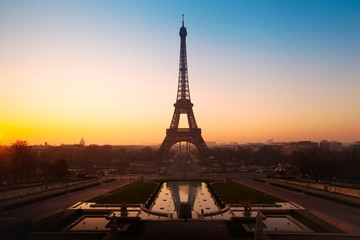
[158,16,208,159]
[177,14,190,101]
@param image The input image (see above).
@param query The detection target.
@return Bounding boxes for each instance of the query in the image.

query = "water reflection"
[245,217,308,232]
[151,181,219,218]
[71,217,108,231]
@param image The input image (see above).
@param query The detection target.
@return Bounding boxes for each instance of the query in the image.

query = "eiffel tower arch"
[158,16,209,159]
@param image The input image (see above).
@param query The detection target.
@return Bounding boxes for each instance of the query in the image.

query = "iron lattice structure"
[158,16,209,159]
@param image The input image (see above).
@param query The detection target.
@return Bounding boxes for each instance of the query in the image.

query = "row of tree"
[1,141,360,184]
[0,141,69,184]
[209,145,360,181]
[288,150,360,181]
[0,141,158,184]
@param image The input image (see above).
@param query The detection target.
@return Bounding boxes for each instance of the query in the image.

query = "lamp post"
[333,177,337,204]
[306,181,309,194]
[1,191,4,216]
[66,176,69,196]
[305,174,309,194]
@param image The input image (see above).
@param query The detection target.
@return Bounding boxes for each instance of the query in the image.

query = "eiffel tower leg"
[158,134,175,159]
[158,132,208,159]
[189,142,191,158]
[191,134,208,157]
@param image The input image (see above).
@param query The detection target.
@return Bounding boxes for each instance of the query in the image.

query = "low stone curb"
[308,209,360,234]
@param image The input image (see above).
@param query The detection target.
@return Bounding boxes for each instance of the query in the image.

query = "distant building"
[297,141,318,151]
[244,143,265,152]
[60,144,83,150]
[351,141,360,152]
[79,137,85,146]
[320,140,342,152]
[32,143,51,157]
[320,140,330,152]
[280,141,318,155]
[270,142,285,151]
[329,141,342,152]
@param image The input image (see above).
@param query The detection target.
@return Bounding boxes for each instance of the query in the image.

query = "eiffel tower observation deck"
[158,16,209,159]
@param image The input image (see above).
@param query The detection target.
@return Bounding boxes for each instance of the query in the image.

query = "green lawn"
[89,181,158,204]
[212,181,283,204]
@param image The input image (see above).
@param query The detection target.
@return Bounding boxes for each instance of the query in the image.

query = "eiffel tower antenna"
[158,17,208,159]
[177,13,190,102]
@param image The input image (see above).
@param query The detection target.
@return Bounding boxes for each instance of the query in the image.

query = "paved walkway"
[237,179,360,231]
[2,179,131,222]
[267,178,360,205]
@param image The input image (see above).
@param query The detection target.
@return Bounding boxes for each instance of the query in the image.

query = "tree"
[0,146,10,184]
[10,140,35,183]
[140,147,154,161]
[54,159,68,178]
[46,159,68,179]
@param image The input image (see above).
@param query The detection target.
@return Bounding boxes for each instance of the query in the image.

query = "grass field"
[212,181,283,204]
[89,181,158,204]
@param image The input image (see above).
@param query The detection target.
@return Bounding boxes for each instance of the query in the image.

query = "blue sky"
[1,0,359,145]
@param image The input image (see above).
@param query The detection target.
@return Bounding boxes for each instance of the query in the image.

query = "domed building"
[79,137,85,146]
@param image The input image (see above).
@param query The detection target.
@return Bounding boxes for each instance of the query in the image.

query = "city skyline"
[1,0,360,146]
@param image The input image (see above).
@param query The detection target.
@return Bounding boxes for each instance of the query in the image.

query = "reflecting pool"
[69,216,131,231]
[70,217,108,231]
[244,216,311,232]
[151,181,219,219]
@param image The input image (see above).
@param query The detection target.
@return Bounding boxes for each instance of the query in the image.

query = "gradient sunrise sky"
[1,0,360,146]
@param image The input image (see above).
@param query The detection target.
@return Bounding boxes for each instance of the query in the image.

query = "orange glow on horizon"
[1,2,359,146]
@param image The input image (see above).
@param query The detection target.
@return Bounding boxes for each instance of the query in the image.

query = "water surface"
[151,181,219,218]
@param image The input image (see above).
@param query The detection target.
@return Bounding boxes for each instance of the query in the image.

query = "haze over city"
[1,0,360,146]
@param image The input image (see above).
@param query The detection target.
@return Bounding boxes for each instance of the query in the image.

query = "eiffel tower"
[158,16,209,159]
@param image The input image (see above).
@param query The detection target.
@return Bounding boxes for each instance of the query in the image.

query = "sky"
[1,0,360,146]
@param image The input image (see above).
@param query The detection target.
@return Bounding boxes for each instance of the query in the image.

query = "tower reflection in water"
[151,181,219,219]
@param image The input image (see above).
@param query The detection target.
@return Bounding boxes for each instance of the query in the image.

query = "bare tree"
[10,140,34,183]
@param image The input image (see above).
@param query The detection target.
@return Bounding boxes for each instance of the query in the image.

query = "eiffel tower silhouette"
[158,16,209,159]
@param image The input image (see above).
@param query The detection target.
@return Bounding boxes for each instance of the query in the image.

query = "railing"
[166,128,201,133]
[145,181,163,209]
[206,182,225,209]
